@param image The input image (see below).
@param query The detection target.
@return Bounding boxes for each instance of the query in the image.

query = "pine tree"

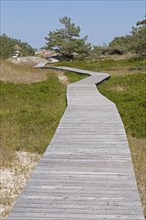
[45,17,91,60]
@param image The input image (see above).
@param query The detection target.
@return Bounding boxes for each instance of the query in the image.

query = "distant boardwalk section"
[8,66,144,219]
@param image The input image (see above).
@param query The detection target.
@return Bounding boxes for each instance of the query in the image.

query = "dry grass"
[0,59,49,84]
[55,70,69,85]
[128,135,146,216]
[0,146,16,168]
[105,69,138,76]
[107,84,125,92]
[0,59,68,85]
[99,53,136,60]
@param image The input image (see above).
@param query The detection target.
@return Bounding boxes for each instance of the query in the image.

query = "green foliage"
[108,35,132,54]
[98,73,146,138]
[45,16,91,60]
[0,75,66,154]
[0,34,35,59]
[130,18,146,55]
[108,18,146,56]
[89,45,103,60]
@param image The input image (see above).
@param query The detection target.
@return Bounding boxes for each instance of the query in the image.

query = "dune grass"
[0,59,50,83]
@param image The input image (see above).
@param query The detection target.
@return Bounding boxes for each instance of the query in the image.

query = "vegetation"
[108,18,146,56]
[45,16,91,60]
[55,57,146,73]
[130,18,146,55]
[98,73,146,138]
[45,17,146,59]
[108,35,132,54]
[86,17,146,59]
[0,59,48,83]
[1,17,145,62]
[64,71,88,83]
[0,61,66,167]
[0,34,35,59]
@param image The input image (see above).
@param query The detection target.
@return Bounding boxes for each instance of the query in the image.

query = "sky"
[1,0,145,49]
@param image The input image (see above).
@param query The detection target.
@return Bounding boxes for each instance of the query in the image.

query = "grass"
[0,59,49,83]
[0,61,66,167]
[56,57,146,75]
[64,71,88,83]
[127,135,145,213]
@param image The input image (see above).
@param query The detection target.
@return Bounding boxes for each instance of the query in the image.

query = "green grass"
[56,58,146,73]
[98,73,146,138]
[0,73,66,166]
[64,71,88,83]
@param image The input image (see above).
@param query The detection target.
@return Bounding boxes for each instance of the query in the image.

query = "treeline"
[45,17,146,60]
[0,34,35,59]
[91,18,146,58]
[108,18,146,55]
[1,17,145,60]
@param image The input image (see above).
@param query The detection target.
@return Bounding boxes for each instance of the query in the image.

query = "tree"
[130,18,146,55]
[45,16,91,60]
[108,35,132,54]
[0,34,35,59]
[107,17,146,56]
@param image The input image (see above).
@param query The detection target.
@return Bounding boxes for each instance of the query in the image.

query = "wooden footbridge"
[8,65,144,219]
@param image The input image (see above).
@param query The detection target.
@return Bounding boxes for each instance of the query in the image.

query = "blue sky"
[1,0,145,49]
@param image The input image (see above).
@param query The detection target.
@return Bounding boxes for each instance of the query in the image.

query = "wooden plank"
[7,67,144,219]
[33,62,48,68]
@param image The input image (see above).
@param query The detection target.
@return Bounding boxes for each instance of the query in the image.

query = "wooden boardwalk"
[8,67,144,219]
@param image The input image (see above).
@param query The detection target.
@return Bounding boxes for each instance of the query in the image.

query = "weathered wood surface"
[34,62,47,68]
[8,66,144,219]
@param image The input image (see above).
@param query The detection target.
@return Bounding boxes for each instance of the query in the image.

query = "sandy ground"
[8,56,48,66]
[0,151,41,219]
[56,71,69,85]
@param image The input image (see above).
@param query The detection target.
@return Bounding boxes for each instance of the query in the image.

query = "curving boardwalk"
[8,66,144,219]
